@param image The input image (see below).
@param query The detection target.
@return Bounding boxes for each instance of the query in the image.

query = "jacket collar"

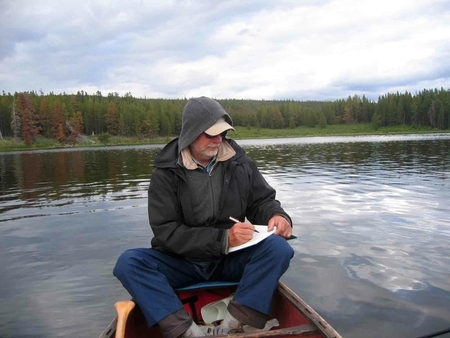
[181,141,236,170]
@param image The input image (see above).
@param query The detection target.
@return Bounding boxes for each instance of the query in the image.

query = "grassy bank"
[232,124,447,139]
[1,124,448,152]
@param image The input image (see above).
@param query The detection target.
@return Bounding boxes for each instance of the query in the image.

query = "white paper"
[228,225,275,252]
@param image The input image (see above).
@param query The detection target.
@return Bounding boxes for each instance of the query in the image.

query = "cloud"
[1,0,449,100]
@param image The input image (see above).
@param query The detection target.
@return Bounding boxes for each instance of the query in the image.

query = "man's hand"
[268,215,292,238]
[228,222,255,247]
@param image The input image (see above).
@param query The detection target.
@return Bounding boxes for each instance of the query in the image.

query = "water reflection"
[0,147,161,220]
[1,134,450,338]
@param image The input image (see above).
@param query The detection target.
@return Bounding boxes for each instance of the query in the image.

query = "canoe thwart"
[204,324,319,337]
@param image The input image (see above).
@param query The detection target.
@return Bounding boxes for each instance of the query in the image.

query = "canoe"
[100,281,342,338]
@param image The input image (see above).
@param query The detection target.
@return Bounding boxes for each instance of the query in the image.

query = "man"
[114,97,294,337]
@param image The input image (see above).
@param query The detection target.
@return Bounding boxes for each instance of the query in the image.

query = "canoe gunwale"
[99,317,117,338]
[277,282,342,338]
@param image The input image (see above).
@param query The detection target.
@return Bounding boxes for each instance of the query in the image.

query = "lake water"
[1,134,450,338]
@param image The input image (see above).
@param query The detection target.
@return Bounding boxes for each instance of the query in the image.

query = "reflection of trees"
[245,140,450,174]
[0,156,5,193]
[54,152,69,194]
[0,155,20,212]
[1,148,159,205]
[72,152,86,183]
[21,154,42,200]
[1,139,449,207]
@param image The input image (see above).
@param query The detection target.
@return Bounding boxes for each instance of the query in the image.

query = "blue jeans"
[113,235,294,327]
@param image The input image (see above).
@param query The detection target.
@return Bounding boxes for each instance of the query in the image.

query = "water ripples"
[0,176,149,223]
[1,134,450,338]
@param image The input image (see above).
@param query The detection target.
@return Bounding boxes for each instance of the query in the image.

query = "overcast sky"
[1,0,449,101]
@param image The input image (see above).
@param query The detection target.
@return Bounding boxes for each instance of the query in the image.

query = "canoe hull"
[100,281,341,338]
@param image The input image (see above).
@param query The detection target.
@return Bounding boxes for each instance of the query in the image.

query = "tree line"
[0,88,449,145]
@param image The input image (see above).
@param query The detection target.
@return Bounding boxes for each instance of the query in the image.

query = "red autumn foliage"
[15,93,41,145]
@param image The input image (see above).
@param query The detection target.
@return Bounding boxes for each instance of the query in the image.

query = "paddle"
[416,327,450,338]
[114,301,136,338]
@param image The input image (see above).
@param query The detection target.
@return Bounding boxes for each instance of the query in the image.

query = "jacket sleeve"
[148,168,227,258]
[245,159,293,227]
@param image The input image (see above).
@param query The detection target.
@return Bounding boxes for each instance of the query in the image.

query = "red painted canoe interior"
[123,286,323,338]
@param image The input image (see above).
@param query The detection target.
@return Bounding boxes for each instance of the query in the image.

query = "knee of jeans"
[267,235,294,260]
[113,249,138,279]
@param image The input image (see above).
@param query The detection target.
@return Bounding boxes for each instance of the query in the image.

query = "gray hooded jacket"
[148,97,292,260]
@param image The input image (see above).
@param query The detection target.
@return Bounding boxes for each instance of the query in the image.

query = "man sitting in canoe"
[113,96,294,337]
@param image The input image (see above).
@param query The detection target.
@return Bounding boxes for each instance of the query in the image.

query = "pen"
[229,216,259,233]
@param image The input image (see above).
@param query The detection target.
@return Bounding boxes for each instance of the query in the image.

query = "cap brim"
[204,120,234,136]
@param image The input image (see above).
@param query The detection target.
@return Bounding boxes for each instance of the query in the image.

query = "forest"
[0,87,449,145]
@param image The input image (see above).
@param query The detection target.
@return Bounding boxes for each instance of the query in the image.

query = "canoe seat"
[175,281,239,291]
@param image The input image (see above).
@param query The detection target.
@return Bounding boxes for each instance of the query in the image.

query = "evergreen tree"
[1,88,449,141]
[397,97,405,124]
[272,107,284,129]
[148,108,160,137]
[428,100,437,128]
[68,111,84,143]
[38,97,52,137]
[343,104,353,124]
[372,112,381,130]
[70,94,78,114]
[317,110,327,128]
[438,100,445,130]
[288,116,296,129]
[411,96,420,127]
[53,101,66,142]
[0,94,13,138]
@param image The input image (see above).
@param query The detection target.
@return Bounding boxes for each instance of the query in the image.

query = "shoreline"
[1,124,449,153]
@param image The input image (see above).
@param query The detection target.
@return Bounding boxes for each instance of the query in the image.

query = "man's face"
[189,132,224,165]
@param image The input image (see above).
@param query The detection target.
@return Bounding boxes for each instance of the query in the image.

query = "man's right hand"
[228,222,255,247]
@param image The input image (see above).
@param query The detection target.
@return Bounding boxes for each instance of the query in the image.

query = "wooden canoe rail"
[276,283,341,338]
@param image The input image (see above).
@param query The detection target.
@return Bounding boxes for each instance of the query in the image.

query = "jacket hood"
[177,97,233,152]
